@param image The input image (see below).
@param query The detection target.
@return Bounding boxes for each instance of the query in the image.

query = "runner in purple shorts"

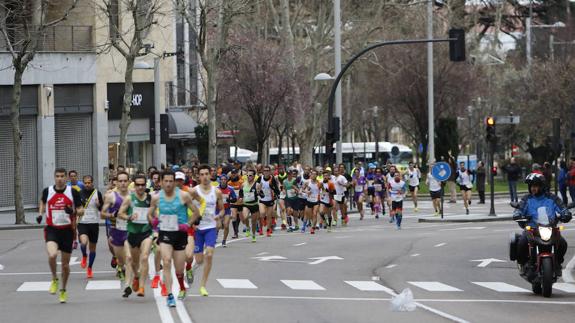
[352,169,367,220]
[373,167,387,219]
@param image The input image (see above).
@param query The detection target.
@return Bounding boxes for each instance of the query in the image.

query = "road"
[1,198,574,323]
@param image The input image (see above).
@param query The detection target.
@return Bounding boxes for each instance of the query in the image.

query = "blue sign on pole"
[432,162,452,182]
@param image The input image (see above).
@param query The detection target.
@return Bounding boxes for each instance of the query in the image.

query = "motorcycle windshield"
[536,206,551,226]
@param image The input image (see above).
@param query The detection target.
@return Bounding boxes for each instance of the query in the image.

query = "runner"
[78,175,103,279]
[373,167,387,219]
[405,162,421,212]
[257,166,280,237]
[38,168,84,303]
[103,176,118,269]
[365,165,376,216]
[228,169,244,239]
[426,163,443,216]
[319,169,336,232]
[101,172,131,282]
[147,170,202,307]
[283,168,299,232]
[302,170,321,234]
[456,162,473,215]
[352,169,367,220]
[240,169,260,242]
[276,165,289,230]
[191,165,225,297]
[388,172,406,229]
[118,174,153,297]
[67,170,85,192]
[334,167,350,226]
[296,169,310,232]
[217,174,237,247]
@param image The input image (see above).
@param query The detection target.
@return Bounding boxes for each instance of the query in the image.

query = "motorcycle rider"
[513,173,571,276]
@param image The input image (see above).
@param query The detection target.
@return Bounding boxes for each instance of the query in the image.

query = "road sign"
[432,162,451,182]
[495,116,520,125]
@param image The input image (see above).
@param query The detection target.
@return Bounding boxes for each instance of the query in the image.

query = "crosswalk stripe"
[408,281,462,292]
[344,281,389,292]
[472,282,529,293]
[85,280,121,290]
[281,280,325,290]
[217,279,258,289]
[553,283,575,293]
[17,282,50,292]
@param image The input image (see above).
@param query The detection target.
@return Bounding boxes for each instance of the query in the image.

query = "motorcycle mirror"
[510,202,520,209]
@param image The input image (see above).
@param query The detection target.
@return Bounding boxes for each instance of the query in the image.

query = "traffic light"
[449,28,466,62]
[485,116,496,142]
[491,166,497,175]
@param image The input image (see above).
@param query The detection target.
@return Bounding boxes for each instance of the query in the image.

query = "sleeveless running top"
[109,191,126,230]
[127,192,151,234]
[196,186,218,230]
[158,188,188,231]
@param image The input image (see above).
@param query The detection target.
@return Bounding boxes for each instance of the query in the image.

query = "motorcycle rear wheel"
[541,257,553,298]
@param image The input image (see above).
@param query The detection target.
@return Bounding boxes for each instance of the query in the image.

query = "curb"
[418,216,512,223]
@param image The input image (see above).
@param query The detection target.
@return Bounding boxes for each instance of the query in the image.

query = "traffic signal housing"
[449,28,466,62]
[491,166,497,176]
[486,116,496,142]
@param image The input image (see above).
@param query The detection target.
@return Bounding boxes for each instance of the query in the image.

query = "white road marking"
[0,264,4,270]
[345,281,388,291]
[411,254,420,257]
[408,282,463,292]
[217,279,258,289]
[281,280,325,290]
[371,276,380,281]
[16,281,50,292]
[293,243,307,246]
[385,264,397,269]
[553,283,575,293]
[85,280,120,290]
[471,282,530,293]
[57,256,80,266]
[470,258,506,268]
[148,254,175,323]
[308,256,343,265]
[169,258,193,323]
[256,252,269,256]
[563,252,575,283]
[440,227,486,231]
[434,243,447,247]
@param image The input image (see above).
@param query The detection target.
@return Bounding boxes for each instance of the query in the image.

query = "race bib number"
[374,184,383,192]
[116,218,127,231]
[132,207,149,224]
[159,214,178,231]
[308,195,318,203]
[244,192,255,202]
[287,189,296,198]
[279,192,286,199]
[222,194,229,203]
[82,209,99,223]
[334,194,343,202]
[52,210,71,226]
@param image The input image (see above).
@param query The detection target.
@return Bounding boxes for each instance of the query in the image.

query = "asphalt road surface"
[1,198,574,323]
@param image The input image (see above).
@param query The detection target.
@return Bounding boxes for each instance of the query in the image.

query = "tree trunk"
[118,55,135,167]
[298,135,314,167]
[11,67,26,224]
[257,139,265,164]
[277,129,284,165]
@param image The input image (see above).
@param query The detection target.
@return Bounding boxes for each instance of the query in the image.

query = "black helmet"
[525,173,545,194]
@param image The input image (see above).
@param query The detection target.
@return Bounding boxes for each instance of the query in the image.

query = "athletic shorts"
[320,201,332,208]
[459,185,471,191]
[375,190,385,198]
[335,196,346,205]
[296,198,307,211]
[284,199,293,209]
[430,190,442,199]
[158,230,188,251]
[231,204,243,211]
[128,231,152,249]
[223,208,231,216]
[244,204,259,214]
[44,226,74,254]
[353,191,363,202]
[367,187,375,196]
[77,223,99,244]
[109,227,128,247]
[391,201,403,211]
[409,185,419,192]
[194,227,217,253]
[259,200,274,207]
[306,201,319,208]
[187,226,196,237]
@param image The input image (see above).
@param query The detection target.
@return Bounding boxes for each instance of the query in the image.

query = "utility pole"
[427,0,435,163]
[334,0,343,165]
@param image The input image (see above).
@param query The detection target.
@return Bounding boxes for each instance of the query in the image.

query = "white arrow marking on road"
[57,257,80,266]
[385,264,397,269]
[251,255,287,261]
[434,243,447,247]
[471,258,506,268]
[308,256,343,265]
[293,242,307,246]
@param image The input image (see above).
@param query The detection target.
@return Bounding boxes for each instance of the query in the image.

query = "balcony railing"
[0,25,94,52]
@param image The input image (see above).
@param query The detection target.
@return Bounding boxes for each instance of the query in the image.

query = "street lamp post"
[333,0,343,165]
[427,0,435,163]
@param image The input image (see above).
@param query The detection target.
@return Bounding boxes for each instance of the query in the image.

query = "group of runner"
[37,159,472,307]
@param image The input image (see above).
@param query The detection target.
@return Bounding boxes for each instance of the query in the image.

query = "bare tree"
[0,0,79,223]
[97,0,162,167]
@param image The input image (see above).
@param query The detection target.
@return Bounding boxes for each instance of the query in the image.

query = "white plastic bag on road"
[390,288,417,312]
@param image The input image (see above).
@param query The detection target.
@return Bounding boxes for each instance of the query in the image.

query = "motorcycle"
[509,203,568,297]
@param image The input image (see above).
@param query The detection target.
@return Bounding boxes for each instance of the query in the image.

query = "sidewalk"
[0,212,46,230]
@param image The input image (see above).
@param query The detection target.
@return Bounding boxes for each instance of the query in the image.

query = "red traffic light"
[491,166,497,175]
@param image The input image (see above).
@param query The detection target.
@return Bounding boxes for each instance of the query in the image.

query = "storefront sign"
[107,83,154,120]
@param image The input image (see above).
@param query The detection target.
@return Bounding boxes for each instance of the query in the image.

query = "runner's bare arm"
[100,192,114,219]
[118,196,132,221]
[216,190,225,218]
[147,194,159,223]
[185,190,202,224]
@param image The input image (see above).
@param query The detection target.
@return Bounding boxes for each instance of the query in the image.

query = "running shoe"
[186,268,194,285]
[294,225,300,231]
[375,214,379,219]
[199,286,209,296]
[466,208,469,215]
[177,289,187,300]
[434,211,439,217]
[72,241,78,250]
[300,227,305,233]
[161,282,168,296]
[414,207,419,212]
[132,278,139,291]
[49,279,58,294]
[111,256,117,269]
[59,289,67,303]
[80,256,87,269]
[251,236,256,243]
[137,287,145,297]
[151,275,160,288]
[86,267,93,279]
[167,294,176,307]
[245,230,251,238]
[258,228,263,236]
[266,229,272,237]
[281,223,287,230]
[287,227,294,233]
[310,227,315,235]
[222,240,227,248]
[117,268,125,281]
[232,234,238,239]
[123,286,132,298]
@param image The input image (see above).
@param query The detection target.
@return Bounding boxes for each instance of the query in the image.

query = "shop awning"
[168,110,198,140]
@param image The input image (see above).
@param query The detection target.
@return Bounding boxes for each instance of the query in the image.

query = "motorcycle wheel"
[532,282,542,295]
[541,257,553,298]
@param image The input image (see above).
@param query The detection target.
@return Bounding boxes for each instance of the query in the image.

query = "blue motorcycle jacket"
[514,193,569,227]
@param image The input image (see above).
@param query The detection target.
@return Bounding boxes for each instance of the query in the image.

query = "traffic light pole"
[488,139,496,216]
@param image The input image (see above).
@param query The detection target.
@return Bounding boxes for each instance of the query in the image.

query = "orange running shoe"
[132,278,139,291]
[137,287,145,297]
[86,267,93,279]
[266,229,272,237]
[80,256,87,269]
[151,275,160,288]
[160,282,168,296]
